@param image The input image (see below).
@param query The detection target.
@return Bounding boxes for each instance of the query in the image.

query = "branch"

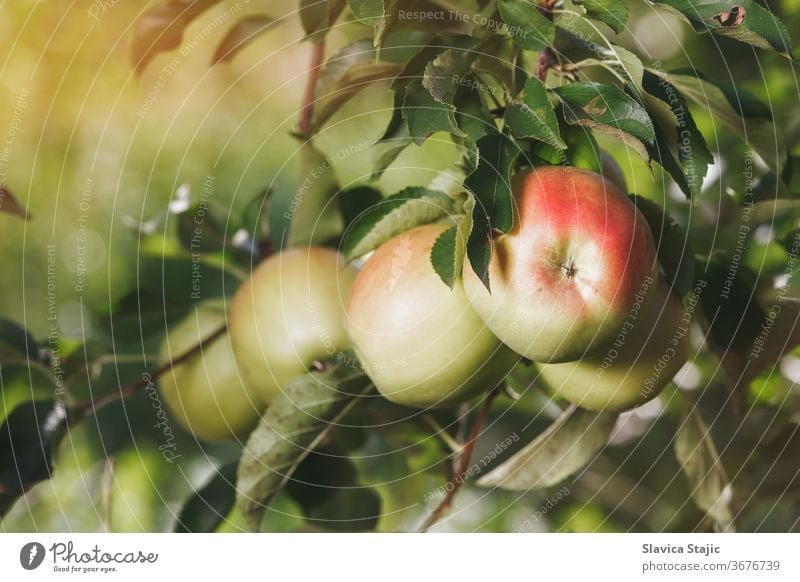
[297,40,325,139]
[536,0,558,82]
[418,388,500,532]
[73,323,227,415]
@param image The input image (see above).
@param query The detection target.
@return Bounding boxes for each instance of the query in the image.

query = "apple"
[159,303,263,441]
[537,279,690,412]
[345,224,517,408]
[464,166,658,363]
[228,247,357,403]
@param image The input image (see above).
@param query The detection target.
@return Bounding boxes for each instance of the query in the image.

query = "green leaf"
[339,186,383,227]
[140,256,240,304]
[313,61,402,132]
[497,0,556,51]
[465,134,520,290]
[342,187,455,260]
[348,0,384,24]
[0,319,39,363]
[430,217,471,289]
[306,487,382,531]
[659,70,786,175]
[422,49,474,107]
[348,0,396,46]
[642,71,713,199]
[0,186,30,221]
[403,80,465,144]
[575,0,629,34]
[236,366,373,531]
[675,408,735,532]
[0,400,71,516]
[285,143,342,247]
[131,0,222,74]
[504,77,565,149]
[300,0,346,38]
[212,15,279,64]
[630,195,696,297]
[454,81,498,143]
[174,462,238,532]
[561,120,602,172]
[476,406,617,490]
[554,82,655,161]
[649,0,791,54]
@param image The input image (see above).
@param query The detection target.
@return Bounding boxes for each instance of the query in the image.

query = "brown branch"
[73,323,227,415]
[418,388,500,532]
[297,39,325,139]
[536,0,558,82]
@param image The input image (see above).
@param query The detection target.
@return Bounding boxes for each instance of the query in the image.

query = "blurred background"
[1,0,799,532]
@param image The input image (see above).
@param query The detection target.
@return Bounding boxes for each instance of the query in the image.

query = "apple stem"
[72,323,228,416]
[417,387,500,532]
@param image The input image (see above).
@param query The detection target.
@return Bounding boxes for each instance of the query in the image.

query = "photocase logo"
[20,542,46,570]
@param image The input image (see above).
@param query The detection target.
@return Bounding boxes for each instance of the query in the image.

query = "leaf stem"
[72,323,227,416]
[418,387,500,532]
[298,40,325,139]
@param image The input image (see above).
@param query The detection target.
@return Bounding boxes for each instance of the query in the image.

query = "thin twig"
[298,40,325,139]
[536,0,558,82]
[73,323,227,415]
[418,388,500,532]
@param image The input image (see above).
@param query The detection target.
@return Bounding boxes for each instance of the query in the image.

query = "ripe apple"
[537,279,690,412]
[159,303,263,441]
[345,224,517,408]
[464,166,658,363]
[228,247,357,403]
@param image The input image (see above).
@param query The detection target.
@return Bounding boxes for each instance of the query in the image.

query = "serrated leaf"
[0,400,71,516]
[300,0,346,38]
[422,49,474,107]
[630,195,696,297]
[430,225,459,288]
[403,80,465,144]
[642,71,713,198]
[660,70,786,175]
[131,0,222,74]
[650,0,791,54]
[285,143,342,247]
[211,15,279,64]
[675,408,735,532]
[236,366,372,532]
[575,0,629,34]
[0,186,30,221]
[477,406,616,490]
[554,82,655,161]
[497,0,555,51]
[343,187,455,260]
[174,462,237,532]
[465,134,520,290]
[504,77,565,149]
[313,61,402,132]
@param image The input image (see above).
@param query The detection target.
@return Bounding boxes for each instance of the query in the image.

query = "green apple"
[159,303,263,441]
[464,166,658,363]
[537,279,690,411]
[345,224,517,408]
[228,247,357,403]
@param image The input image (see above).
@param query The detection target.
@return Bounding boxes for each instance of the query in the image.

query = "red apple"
[464,166,658,363]
[537,279,690,411]
[345,224,517,408]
